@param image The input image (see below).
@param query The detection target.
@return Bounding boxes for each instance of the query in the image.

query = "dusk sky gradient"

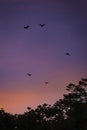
[0,0,87,114]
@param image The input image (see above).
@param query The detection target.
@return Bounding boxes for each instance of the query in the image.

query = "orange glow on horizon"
[0,87,62,114]
[0,74,84,114]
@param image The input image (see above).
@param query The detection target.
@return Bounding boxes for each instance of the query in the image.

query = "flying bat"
[27,73,32,76]
[45,81,48,85]
[39,24,45,27]
[24,25,30,29]
[65,52,71,56]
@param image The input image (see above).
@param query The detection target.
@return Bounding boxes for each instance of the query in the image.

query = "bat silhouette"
[65,52,71,56]
[27,73,32,76]
[39,24,45,27]
[45,81,48,85]
[24,25,30,29]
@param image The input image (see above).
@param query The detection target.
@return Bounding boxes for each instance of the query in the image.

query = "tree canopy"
[0,78,87,130]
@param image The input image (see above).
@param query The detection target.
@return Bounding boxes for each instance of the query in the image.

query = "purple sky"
[0,0,87,114]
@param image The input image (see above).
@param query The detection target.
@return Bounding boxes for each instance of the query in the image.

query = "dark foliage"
[0,78,87,130]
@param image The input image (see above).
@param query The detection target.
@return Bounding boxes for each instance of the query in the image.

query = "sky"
[0,0,87,114]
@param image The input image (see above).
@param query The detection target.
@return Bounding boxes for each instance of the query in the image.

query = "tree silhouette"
[0,78,87,130]
[54,78,87,130]
[0,108,16,130]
